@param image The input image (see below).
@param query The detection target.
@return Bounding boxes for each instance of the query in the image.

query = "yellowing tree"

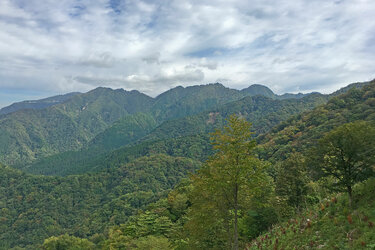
[185,115,271,250]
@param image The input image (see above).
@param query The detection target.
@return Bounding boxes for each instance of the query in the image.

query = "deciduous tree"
[311,121,375,206]
[186,115,270,250]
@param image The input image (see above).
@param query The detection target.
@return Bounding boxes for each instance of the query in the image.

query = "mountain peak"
[241,84,275,98]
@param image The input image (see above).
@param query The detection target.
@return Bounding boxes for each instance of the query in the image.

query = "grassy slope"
[248,178,375,249]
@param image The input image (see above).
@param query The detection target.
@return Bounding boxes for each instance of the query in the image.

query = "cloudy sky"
[0,0,374,107]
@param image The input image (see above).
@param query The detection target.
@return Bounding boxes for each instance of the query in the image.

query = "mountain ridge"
[0,92,80,116]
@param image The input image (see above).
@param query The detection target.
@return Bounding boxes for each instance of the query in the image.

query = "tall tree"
[186,115,270,250]
[311,121,375,206]
[276,152,309,210]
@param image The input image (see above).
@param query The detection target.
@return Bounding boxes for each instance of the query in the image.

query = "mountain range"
[0,83,312,167]
[0,81,370,172]
[0,79,374,248]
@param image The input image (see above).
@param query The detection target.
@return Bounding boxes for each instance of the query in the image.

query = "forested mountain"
[1,82,329,171]
[256,79,375,163]
[0,92,80,116]
[0,88,155,166]
[23,92,327,176]
[82,80,374,249]
[151,83,245,121]
[0,155,200,249]
[0,83,262,167]
[1,80,374,249]
[2,80,370,169]
[241,84,311,99]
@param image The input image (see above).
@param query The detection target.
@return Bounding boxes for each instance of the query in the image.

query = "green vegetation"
[257,80,375,163]
[185,115,271,249]
[0,92,80,116]
[311,121,375,206]
[2,82,311,170]
[1,80,374,249]
[248,178,375,249]
[0,155,199,249]
[0,88,154,166]
[24,92,327,176]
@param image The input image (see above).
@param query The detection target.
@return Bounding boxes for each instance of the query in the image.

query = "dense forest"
[0,80,374,249]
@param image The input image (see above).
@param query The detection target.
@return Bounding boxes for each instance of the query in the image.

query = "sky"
[0,0,375,108]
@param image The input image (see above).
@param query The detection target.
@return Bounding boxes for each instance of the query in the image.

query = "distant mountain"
[0,83,262,166]
[25,92,327,176]
[278,92,310,99]
[241,84,275,98]
[0,92,80,116]
[241,83,311,99]
[142,93,328,142]
[151,83,246,121]
[1,80,370,168]
[0,87,154,166]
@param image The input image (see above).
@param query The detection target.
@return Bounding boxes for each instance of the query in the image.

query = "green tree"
[276,152,309,210]
[186,115,270,250]
[311,121,375,206]
[42,234,94,250]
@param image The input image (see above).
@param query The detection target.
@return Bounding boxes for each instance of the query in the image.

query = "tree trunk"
[233,183,239,250]
[347,185,353,208]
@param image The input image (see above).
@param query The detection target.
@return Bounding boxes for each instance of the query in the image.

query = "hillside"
[1,80,375,249]
[24,92,327,176]
[0,88,154,166]
[248,178,375,249]
[22,80,372,176]
[257,79,375,163]
[0,154,200,249]
[0,92,80,116]
[1,83,276,167]
[38,80,374,249]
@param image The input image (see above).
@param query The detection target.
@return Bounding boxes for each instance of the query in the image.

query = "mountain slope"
[241,84,276,98]
[248,178,375,249]
[0,92,80,116]
[151,83,247,121]
[257,79,375,163]
[0,88,154,166]
[143,93,328,142]
[25,93,327,176]
[0,155,200,249]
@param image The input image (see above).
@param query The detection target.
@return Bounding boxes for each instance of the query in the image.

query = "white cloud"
[0,0,374,105]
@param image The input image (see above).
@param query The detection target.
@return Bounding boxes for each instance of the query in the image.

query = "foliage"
[275,152,310,210]
[185,115,272,250]
[257,80,375,163]
[248,178,375,249]
[0,155,199,248]
[0,88,154,166]
[310,121,375,205]
[42,234,94,250]
[1,80,374,249]
[25,134,211,176]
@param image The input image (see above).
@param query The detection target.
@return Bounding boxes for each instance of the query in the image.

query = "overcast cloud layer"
[0,0,374,107]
